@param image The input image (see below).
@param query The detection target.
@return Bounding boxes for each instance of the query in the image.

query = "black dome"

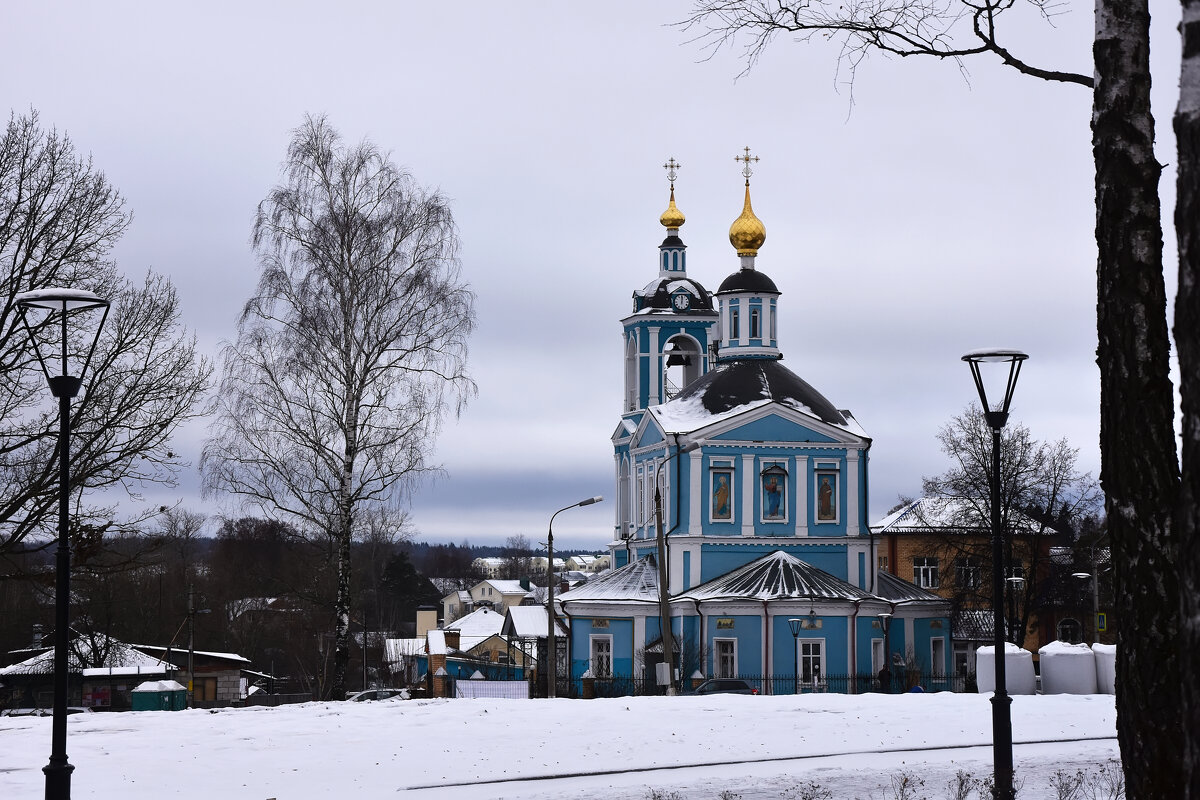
[717,268,780,294]
[674,359,851,428]
[634,278,715,312]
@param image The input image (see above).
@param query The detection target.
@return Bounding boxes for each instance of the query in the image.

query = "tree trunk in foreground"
[1176,1,1200,796]
[1094,0,1183,795]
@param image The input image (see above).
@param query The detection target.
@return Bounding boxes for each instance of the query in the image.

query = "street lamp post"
[787,618,803,694]
[15,288,110,800]
[652,440,701,696]
[1072,539,1104,643]
[546,495,603,699]
[963,348,1028,800]
[877,611,893,693]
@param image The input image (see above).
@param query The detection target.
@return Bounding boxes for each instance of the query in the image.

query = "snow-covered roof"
[477,579,529,596]
[871,496,1050,535]
[501,606,567,639]
[651,360,868,439]
[875,571,948,606]
[383,638,425,663]
[0,636,172,676]
[675,550,874,603]
[558,556,660,605]
[134,645,251,664]
[132,680,186,692]
[445,607,505,640]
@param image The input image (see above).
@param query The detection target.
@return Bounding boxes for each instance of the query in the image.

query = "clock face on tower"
[672,293,691,311]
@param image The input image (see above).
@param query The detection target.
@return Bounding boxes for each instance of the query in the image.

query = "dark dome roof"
[718,268,780,294]
[660,235,685,249]
[674,359,850,427]
[634,277,715,311]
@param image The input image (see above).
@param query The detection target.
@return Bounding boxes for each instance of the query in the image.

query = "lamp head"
[962,348,1028,429]
[787,617,803,637]
[15,288,110,397]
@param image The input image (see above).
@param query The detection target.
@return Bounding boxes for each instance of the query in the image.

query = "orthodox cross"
[735,146,759,182]
[663,157,681,188]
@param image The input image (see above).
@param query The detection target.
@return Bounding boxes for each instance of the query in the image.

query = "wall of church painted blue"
[699,543,851,583]
[770,616,848,676]
[703,615,764,675]
[912,619,954,675]
[569,616,636,679]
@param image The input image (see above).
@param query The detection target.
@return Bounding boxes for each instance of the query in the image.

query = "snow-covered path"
[0,692,1119,799]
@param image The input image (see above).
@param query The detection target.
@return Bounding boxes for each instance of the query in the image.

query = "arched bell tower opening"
[662,334,703,399]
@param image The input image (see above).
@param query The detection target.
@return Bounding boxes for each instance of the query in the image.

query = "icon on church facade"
[711,471,733,520]
[761,466,787,521]
[817,473,837,521]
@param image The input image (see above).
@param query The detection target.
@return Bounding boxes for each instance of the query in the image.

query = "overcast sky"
[3,2,1184,549]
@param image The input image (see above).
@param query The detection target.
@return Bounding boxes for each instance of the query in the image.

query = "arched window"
[1057,618,1083,644]
[662,334,703,399]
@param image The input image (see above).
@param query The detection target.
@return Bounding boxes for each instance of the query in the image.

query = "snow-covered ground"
[0,692,1119,799]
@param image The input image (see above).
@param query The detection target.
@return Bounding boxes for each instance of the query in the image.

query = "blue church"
[558,154,952,693]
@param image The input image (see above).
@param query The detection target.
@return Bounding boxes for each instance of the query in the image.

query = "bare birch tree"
[682,1,1184,794]
[1175,2,1200,796]
[0,111,211,561]
[201,115,475,700]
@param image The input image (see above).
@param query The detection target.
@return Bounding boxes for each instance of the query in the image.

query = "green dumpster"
[131,679,187,711]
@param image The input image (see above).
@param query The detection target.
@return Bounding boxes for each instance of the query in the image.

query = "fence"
[564,671,969,699]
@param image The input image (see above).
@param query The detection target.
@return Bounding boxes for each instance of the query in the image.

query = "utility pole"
[187,585,195,708]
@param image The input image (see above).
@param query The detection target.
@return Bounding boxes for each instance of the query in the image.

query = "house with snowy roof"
[0,634,174,711]
[871,496,1069,674]
[560,158,951,692]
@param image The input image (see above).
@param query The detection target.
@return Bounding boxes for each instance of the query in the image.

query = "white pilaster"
[795,455,809,537]
[689,450,702,534]
[648,327,660,406]
[741,454,755,536]
[846,450,861,535]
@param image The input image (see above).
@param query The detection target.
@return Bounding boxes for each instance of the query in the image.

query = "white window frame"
[871,638,885,675]
[798,638,825,686]
[714,637,738,678]
[914,556,940,589]
[750,307,761,339]
[590,634,613,678]
[930,637,946,681]
[955,556,982,589]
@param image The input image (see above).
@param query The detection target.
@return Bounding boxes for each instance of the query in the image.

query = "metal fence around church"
[563,671,970,699]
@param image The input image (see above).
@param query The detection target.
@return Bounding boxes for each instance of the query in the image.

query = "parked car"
[346,688,409,702]
[693,678,758,696]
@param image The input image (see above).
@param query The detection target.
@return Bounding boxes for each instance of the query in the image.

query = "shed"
[131,680,188,711]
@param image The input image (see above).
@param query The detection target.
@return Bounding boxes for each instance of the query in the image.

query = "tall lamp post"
[963,347,1028,800]
[877,611,893,693]
[787,618,803,694]
[546,495,603,699]
[15,288,110,800]
[652,440,700,696]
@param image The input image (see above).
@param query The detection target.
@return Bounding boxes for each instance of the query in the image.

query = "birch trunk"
[1094,0,1183,795]
[1176,1,1200,795]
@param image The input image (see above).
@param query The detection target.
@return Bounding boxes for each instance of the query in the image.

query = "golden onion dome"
[728,182,766,256]
[660,187,686,229]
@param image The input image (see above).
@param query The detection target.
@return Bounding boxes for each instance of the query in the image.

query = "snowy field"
[0,692,1118,799]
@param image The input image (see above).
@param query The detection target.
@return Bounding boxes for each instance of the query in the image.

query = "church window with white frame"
[798,639,825,685]
[714,638,737,678]
[590,635,613,678]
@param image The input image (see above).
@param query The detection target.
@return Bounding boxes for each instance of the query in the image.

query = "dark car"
[693,678,758,696]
